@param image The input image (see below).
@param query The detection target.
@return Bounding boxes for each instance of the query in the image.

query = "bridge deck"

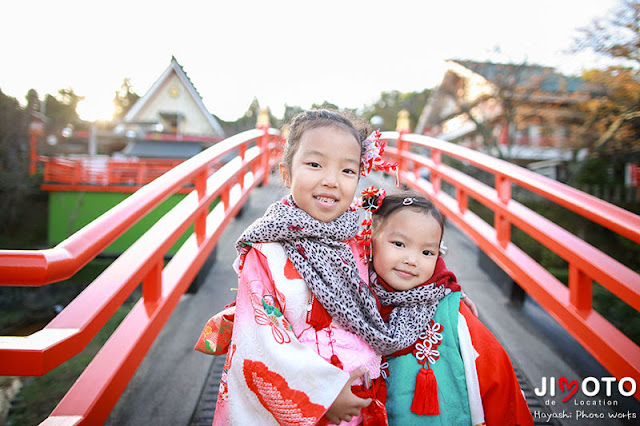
[106,178,639,426]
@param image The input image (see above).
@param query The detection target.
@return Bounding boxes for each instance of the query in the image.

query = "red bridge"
[1,118,638,424]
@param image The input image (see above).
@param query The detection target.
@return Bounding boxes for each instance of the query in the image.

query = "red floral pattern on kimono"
[213,243,380,425]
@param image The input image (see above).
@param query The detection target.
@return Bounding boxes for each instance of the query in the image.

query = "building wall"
[48,191,191,255]
[135,73,216,136]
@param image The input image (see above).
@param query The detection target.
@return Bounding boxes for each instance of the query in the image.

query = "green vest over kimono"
[385,292,472,425]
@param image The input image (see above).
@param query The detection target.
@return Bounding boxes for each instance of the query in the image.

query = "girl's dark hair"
[282,109,369,172]
[372,191,445,237]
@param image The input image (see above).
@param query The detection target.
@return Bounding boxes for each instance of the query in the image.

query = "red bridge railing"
[2,123,638,423]
[39,157,186,192]
[0,126,282,424]
[385,130,640,399]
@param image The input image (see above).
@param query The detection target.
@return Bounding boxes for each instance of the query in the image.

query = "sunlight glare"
[76,97,115,122]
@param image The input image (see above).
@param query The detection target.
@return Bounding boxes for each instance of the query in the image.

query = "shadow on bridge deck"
[106,178,639,426]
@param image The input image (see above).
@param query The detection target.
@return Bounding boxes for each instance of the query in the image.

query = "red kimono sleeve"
[460,303,533,426]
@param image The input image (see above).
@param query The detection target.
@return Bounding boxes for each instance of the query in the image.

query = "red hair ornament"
[355,186,386,263]
[360,129,398,185]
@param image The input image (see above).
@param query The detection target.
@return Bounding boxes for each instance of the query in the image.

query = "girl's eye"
[307,162,321,168]
[392,241,404,248]
[423,250,435,256]
[343,168,356,175]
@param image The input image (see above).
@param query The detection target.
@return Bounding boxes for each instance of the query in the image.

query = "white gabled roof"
[124,56,225,137]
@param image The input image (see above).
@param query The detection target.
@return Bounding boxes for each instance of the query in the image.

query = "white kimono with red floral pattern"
[213,242,381,426]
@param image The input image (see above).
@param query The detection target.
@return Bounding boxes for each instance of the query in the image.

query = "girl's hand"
[462,292,479,317]
[325,366,372,424]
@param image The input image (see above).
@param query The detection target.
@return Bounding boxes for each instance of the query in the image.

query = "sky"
[0,0,621,122]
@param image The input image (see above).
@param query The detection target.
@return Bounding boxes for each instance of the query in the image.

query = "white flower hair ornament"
[361,129,398,184]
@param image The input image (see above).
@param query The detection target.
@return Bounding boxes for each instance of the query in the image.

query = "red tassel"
[307,296,332,330]
[411,366,440,416]
[330,354,344,370]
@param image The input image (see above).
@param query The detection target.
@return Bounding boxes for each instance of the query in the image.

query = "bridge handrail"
[40,157,186,189]
[392,131,640,244]
[0,126,281,423]
[0,128,274,286]
[385,130,640,397]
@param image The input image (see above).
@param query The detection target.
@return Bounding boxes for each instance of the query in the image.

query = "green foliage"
[113,78,140,120]
[311,100,339,111]
[0,89,47,246]
[571,0,640,66]
[6,293,138,425]
[463,168,639,343]
[44,88,84,134]
[593,282,640,344]
[0,259,113,334]
[282,104,304,124]
[361,89,431,131]
[25,88,40,113]
[215,97,280,135]
[567,1,640,180]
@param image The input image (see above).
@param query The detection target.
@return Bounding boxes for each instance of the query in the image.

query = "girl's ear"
[279,163,291,188]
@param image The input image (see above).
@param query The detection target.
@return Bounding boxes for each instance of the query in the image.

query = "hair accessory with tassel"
[355,186,386,263]
[361,129,399,185]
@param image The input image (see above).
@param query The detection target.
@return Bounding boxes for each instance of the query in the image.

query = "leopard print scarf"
[371,256,454,347]
[237,196,420,355]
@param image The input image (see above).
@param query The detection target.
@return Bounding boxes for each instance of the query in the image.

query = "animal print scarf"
[237,196,439,355]
[372,256,455,347]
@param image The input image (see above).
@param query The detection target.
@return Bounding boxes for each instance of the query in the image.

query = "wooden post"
[569,264,593,311]
[495,175,512,248]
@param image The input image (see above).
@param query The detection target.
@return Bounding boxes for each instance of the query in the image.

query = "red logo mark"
[559,376,578,402]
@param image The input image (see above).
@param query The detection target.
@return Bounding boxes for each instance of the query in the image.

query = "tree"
[311,100,339,111]
[26,88,41,113]
[44,88,84,135]
[568,0,640,182]
[215,97,279,135]
[113,78,140,120]
[282,104,304,124]
[427,60,589,161]
[571,0,640,67]
[0,89,43,243]
[362,89,431,131]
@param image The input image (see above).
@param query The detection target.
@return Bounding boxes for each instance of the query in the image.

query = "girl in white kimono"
[209,110,400,425]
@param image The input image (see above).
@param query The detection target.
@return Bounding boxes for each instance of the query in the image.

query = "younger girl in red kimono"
[363,190,533,425]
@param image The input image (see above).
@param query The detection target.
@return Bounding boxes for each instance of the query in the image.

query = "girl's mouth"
[394,269,415,279]
[314,195,337,206]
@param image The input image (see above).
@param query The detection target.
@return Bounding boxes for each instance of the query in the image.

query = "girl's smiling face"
[372,209,443,291]
[280,125,361,222]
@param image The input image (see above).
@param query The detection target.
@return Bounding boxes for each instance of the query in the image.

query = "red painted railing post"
[495,174,512,248]
[143,259,162,305]
[195,170,208,246]
[221,185,230,212]
[431,149,442,194]
[137,165,145,187]
[238,142,247,189]
[257,109,271,186]
[569,264,593,311]
[73,161,81,186]
[456,187,468,213]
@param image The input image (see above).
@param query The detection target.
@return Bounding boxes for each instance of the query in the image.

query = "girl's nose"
[321,172,338,187]
[403,256,417,266]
